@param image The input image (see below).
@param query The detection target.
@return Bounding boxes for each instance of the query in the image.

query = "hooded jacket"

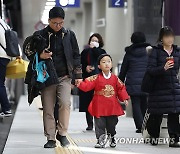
[119,43,150,96]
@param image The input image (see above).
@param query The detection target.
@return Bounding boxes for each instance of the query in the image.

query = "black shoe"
[136,129,141,133]
[86,126,93,131]
[44,140,56,148]
[150,137,158,146]
[56,134,70,147]
[3,110,12,117]
[94,140,105,148]
[109,136,116,148]
[169,142,180,148]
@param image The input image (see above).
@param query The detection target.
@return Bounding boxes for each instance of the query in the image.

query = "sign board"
[56,0,80,8]
[109,0,124,8]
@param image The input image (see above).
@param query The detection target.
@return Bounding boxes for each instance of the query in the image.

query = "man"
[26,7,82,148]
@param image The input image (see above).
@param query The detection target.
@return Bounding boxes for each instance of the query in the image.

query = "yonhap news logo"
[98,134,175,146]
[116,137,175,144]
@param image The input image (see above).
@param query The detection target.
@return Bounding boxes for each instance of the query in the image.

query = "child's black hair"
[157,26,174,42]
[98,54,112,65]
[97,54,113,72]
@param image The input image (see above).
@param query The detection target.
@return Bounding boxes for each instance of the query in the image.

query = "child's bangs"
[163,30,174,37]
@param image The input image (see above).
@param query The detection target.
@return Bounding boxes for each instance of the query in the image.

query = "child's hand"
[75,79,83,87]
[124,100,128,106]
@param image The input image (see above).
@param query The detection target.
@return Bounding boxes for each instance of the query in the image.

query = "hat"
[97,54,112,65]
[49,7,65,19]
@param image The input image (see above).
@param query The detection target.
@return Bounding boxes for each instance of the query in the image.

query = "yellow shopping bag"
[6,58,29,79]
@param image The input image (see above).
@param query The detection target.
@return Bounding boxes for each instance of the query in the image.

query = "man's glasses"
[50,20,64,26]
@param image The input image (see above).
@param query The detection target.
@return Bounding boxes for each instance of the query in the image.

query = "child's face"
[98,56,112,72]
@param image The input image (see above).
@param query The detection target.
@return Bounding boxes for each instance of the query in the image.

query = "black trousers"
[147,113,180,142]
[94,116,118,139]
[131,95,147,129]
[86,111,93,127]
[0,58,10,113]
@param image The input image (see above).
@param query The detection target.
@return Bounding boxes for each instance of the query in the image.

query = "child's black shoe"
[94,140,105,148]
[109,136,116,148]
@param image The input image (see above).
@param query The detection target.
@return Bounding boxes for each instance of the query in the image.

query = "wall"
[21,0,46,38]
[105,0,134,65]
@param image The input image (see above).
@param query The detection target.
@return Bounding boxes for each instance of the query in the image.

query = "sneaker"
[44,140,56,148]
[0,112,5,117]
[3,110,12,117]
[94,140,105,148]
[56,134,70,147]
[109,136,116,148]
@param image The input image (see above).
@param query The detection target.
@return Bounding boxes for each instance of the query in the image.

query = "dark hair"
[157,26,174,42]
[131,32,146,44]
[49,7,65,19]
[98,54,112,65]
[88,33,104,48]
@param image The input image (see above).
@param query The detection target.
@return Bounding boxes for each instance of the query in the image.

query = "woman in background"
[79,33,106,130]
[146,26,180,147]
[119,32,150,133]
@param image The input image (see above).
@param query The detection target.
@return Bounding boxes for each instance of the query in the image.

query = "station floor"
[2,95,180,154]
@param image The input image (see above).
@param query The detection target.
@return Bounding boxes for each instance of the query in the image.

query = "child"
[77,54,129,148]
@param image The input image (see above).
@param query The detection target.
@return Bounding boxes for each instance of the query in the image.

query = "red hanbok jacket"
[78,73,129,118]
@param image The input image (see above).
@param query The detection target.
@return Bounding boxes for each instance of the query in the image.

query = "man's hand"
[40,50,52,59]
[124,100,128,106]
[75,79,83,87]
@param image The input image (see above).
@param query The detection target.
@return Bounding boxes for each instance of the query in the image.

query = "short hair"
[88,33,104,48]
[131,32,146,44]
[157,26,174,42]
[97,54,112,65]
[49,7,65,19]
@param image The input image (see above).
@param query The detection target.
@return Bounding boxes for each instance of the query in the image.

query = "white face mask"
[90,41,99,48]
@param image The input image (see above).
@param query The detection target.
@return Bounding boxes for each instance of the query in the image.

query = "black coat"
[23,26,82,104]
[147,44,180,114]
[119,43,150,96]
[79,47,106,112]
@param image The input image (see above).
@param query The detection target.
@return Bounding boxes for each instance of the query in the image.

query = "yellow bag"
[6,58,29,79]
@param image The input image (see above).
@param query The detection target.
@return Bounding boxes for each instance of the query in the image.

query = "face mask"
[90,41,99,48]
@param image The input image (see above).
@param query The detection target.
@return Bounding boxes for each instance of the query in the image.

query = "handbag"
[6,58,29,79]
[141,71,155,93]
[32,53,49,83]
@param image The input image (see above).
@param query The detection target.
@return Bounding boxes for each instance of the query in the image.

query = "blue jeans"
[0,58,10,112]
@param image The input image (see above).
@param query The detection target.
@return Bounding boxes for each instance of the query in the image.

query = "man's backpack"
[0,22,20,57]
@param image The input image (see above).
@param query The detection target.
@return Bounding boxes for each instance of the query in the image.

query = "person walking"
[79,33,106,131]
[119,32,150,133]
[146,26,180,147]
[0,18,21,117]
[24,7,82,148]
[77,54,129,148]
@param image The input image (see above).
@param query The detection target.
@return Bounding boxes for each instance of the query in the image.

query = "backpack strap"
[0,43,6,51]
[0,22,8,51]
[0,22,9,31]
[0,22,6,31]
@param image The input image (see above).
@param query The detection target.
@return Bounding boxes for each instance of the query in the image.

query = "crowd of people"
[0,6,179,149]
